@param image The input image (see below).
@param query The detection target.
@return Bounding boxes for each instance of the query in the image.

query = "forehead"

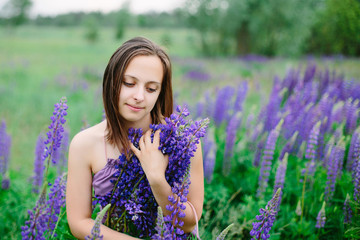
[125,55,163,84]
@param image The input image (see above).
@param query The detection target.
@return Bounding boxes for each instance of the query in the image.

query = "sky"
[0,0,186,17]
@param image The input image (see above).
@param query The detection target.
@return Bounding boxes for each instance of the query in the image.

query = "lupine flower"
[315,201,326,229]
[273,153,288,204]
[324,146,338,202]
[301,121,321,181]
[0,120,11,189]
[93,106,208,238]
[279,131,298,161]
[45,173,67,236]
[153,206,171,240]
[184,69,210,82]
[223,112,242,175]
[344,98,359,135]
[233,81,248,113]
[86,204,111,240]
[347,128,360,175]
[32,134,46,193]
[250,188,282,240]
[55,128,70,175]
[202,129,216,184]
[44,97,68,166]
[343,194,353,224]
[354,144,360,202]
[21,187,49,240]
[257,120,283,199]
[164,168,191,239]
[213,86,235,126]
[22,174,67,239]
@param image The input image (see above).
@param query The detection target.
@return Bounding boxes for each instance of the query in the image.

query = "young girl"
[66,37,204,239]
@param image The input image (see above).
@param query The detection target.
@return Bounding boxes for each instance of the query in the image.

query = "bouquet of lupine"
[93,106,209,239]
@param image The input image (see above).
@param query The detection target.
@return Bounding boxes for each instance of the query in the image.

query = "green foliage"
[115,2,130,40]
[84,16,99,43]
[0,0,32,26]
[307,0,360,56]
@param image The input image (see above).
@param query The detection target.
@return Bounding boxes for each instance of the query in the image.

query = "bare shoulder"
[68,121,106,165]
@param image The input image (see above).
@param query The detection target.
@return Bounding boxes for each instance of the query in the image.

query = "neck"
[124,114,152,133]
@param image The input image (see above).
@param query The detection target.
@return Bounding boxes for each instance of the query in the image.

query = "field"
[1,26,360,239]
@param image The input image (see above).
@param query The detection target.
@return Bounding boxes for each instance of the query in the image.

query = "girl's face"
[118,55,163,128]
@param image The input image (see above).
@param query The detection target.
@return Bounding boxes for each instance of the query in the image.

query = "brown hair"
[103,37,173,153]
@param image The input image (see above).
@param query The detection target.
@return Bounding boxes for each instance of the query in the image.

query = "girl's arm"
[66,132,140,240]
[130,130,204,233]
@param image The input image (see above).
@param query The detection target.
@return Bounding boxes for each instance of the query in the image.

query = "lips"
[126,104,144,112]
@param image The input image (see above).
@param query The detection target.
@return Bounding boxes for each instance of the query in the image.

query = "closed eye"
[123,82,134,87]
[147,88,157,93]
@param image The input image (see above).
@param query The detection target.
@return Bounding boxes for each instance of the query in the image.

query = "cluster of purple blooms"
[0,120,11,190]
[315,202,326,229]
[250,188,282,240]
[21,97,69,240]
[93,106,209,239]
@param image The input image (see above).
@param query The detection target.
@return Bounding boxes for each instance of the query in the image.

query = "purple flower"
[202,129,216,184]
[301,121,321,181]
[279,131,298,161]
[21,174,67,239]
[32,133,46,193]
[43,97,68,166]
[257,120,283,199]
[250,188,282,240]
[184,69,211,82]
[93,106,209,238]
[273,154,288,204]
[344,99,359,135]
[233,81,248,113]
[223,112,242,175]
[343,194,352,224]
[315,202,326,229]
[213,86,235,126]
[324,139,345,202]
[86,204,111,240]
[347,128,360,174]
[0,120,11,189]
[354,142,360,202]
[153,207,172,240]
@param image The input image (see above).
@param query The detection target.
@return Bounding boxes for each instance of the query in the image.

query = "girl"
[66,37,204,239]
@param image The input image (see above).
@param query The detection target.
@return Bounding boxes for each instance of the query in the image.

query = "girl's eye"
[123,82,134,87]
[147,88,157,93]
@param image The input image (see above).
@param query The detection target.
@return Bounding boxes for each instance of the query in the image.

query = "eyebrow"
[124,74,161,86]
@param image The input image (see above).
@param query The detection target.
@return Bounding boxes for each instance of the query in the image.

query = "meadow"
[1,26,360,239]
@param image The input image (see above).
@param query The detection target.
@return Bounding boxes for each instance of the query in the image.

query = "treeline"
[1,0,360,57]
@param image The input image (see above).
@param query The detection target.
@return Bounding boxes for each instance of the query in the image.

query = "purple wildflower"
[344,99,359,135]
[32,133,46,193]
[86,204,111,240]
[279,131,298,161]
[273,153,288,204]
[315,202,326,229]
[153,206,172,240]
[324,138,345,202]
[223,112,242,175]
[44,97,68,166]
[93,106,209,238]
[213,86,235,126]
[343,194,352,224]
[347,128,360,174]
[164,168,191,239]
[354,144,360,202]
[184,69,210,82]
[202,129,216,184]
[233,81,248,113]
[250,188,282,240]
[0,120,11,189]
[301,121,321,181]
[56,128,70,175]
[257,120,283,199]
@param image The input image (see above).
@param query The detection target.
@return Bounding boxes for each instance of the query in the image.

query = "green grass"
[1,25,360,239]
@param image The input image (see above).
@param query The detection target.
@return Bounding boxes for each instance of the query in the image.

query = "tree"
[1,0,32,26]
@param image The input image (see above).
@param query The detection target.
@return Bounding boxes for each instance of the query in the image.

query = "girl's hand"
[130,129,168,186]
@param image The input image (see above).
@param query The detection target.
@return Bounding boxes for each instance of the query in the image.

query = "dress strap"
[187,201,200,239]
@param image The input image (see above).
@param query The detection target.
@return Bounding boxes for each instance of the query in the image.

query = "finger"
[144,130,152,146]
[153,130,161,148]
[138,135,146,151]
[130,141,140,157]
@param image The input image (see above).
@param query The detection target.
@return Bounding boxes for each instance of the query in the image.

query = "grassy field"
[1,25,360,239]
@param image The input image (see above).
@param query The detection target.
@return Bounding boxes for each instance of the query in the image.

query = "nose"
[133,86,145,102]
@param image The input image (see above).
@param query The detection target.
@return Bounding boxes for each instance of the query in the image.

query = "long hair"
[103,37,173,153]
